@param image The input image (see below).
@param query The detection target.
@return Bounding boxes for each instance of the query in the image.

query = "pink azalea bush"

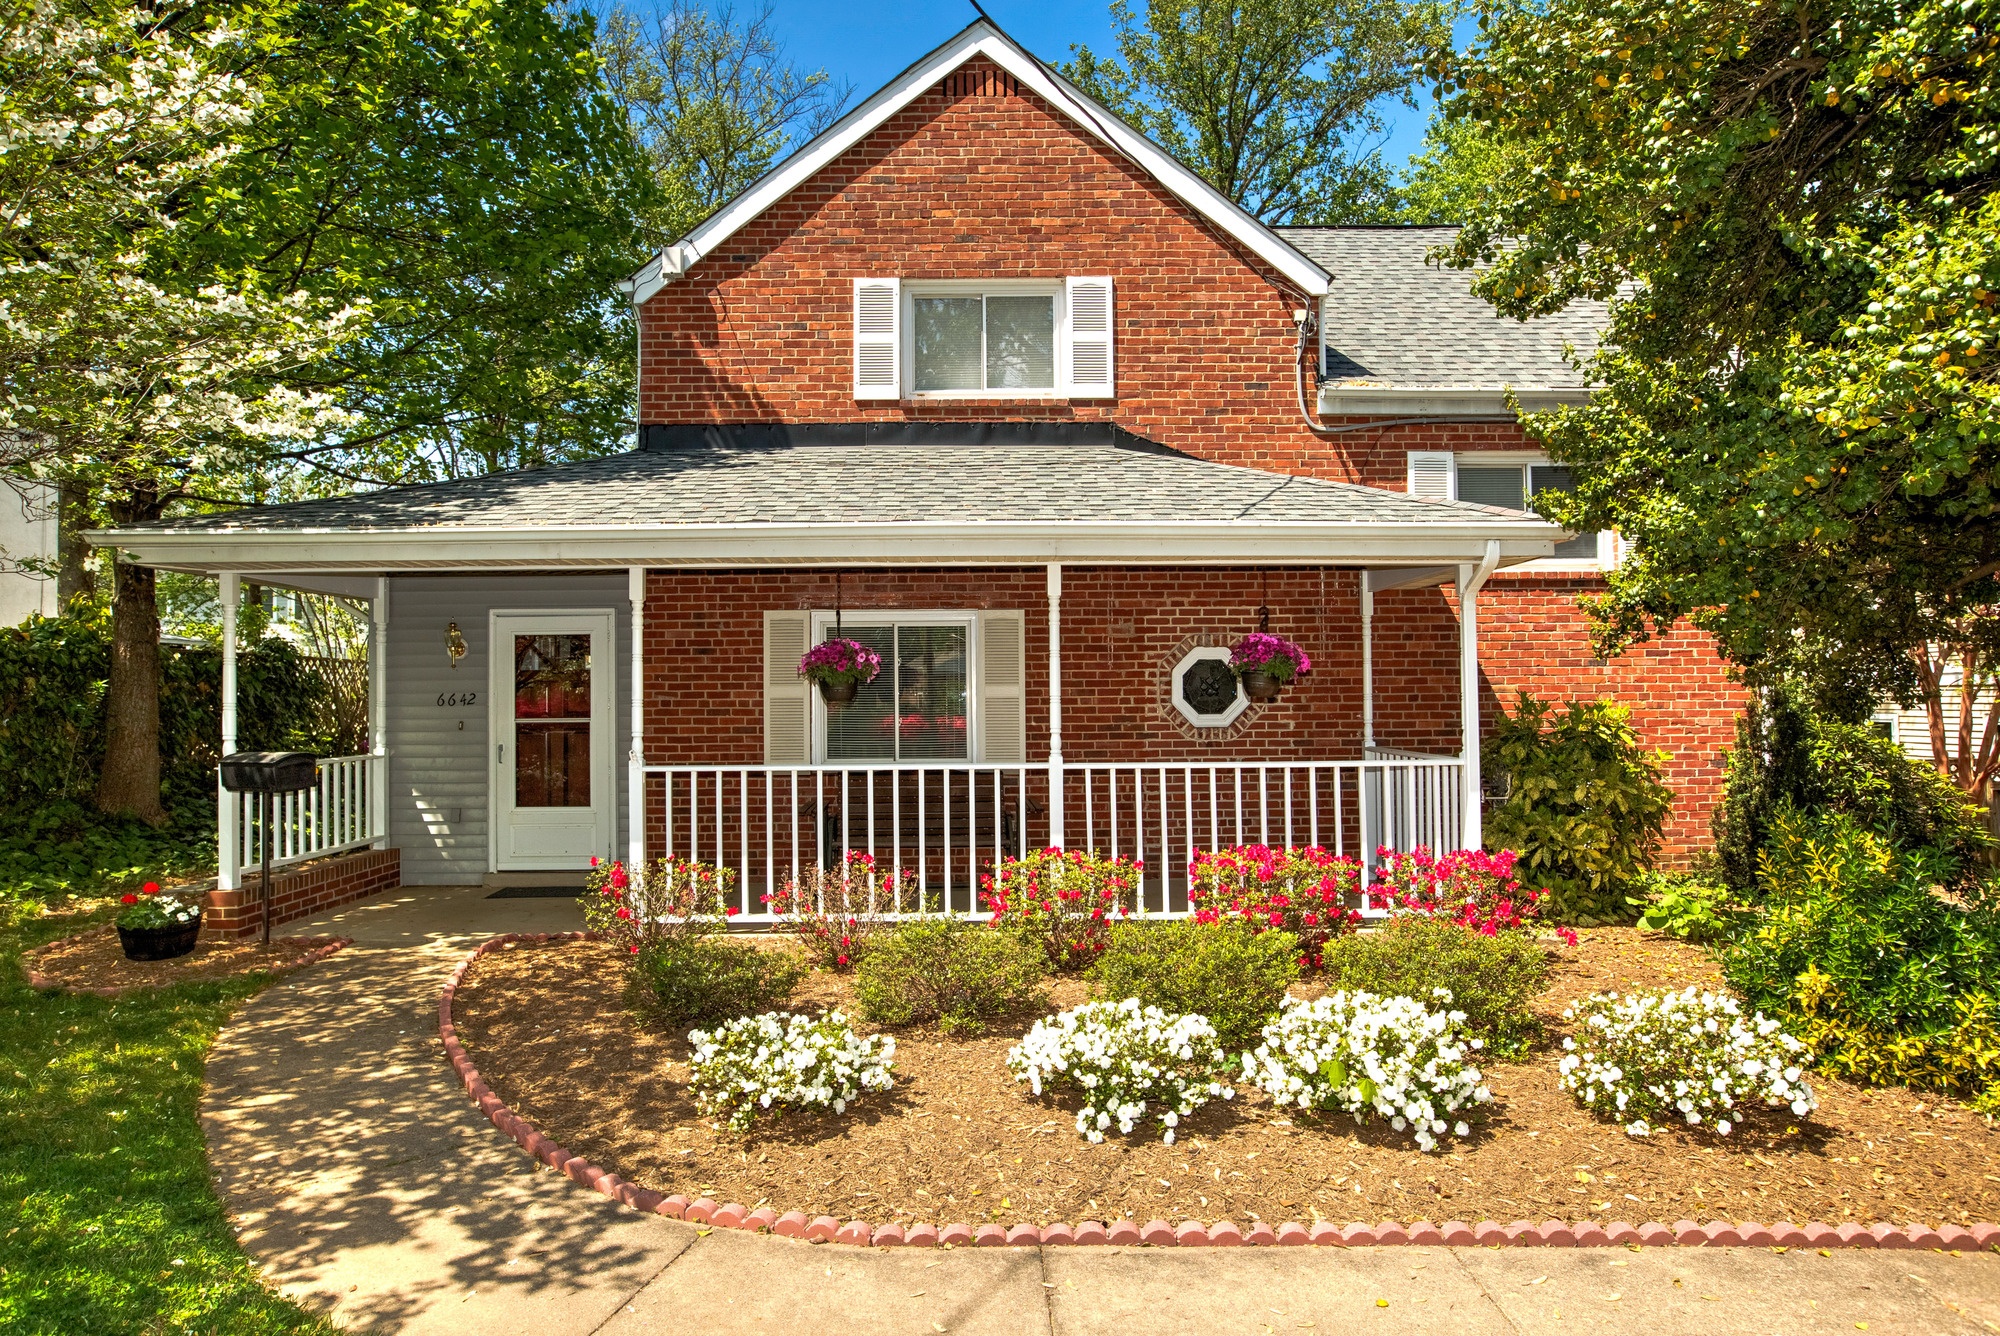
[1370,845,1578,946]
[1188,844,1363,968]
[762,850,918,971]
[1228,632,1312,683]
[798,637,882,690]
[983,848,1141,971]
[581,855,739,954]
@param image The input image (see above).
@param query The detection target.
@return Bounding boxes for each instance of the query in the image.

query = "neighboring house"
[0,479,58,624]
[92,21,1741,933]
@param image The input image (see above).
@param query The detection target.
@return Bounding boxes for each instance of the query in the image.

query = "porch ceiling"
[89,438,1566,574]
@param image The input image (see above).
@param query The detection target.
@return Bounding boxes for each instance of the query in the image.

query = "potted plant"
[799,637,881,706]
[115,881,204,961]
[1229,632,1311,701]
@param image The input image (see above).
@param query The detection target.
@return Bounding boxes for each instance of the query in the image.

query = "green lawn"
[0,899,335,1336]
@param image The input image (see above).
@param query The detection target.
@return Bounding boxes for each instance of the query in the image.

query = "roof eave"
[91,518,1562,574]
[1318,385,1592,418]
[623,21,1332,302]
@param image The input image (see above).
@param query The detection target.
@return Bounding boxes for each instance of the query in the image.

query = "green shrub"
[1319,916,1552,1059]
[1088,918,1298,1051]
[1482,692,1674,925]
[1713,683,1989,893]
[853,918,1046,1036]
[1627,870,1740,942]
[1721,806,2000,1102]
[631,935,804,1027]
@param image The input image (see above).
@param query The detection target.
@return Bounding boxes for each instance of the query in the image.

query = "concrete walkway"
[205,884,2000,1335]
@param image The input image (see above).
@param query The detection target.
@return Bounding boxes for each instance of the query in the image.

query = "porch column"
[1456,541,1501,851]
[218,572,240,890]
[368,577,388,848]
[1360,584,1375,751]
[1046,563,1064,849]
[628,565,646,870]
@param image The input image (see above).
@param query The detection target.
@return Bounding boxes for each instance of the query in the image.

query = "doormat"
[484,886,584,899]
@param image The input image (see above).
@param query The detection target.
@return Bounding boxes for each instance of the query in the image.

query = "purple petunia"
[1229,632,1312,681]
[799,637,882,685]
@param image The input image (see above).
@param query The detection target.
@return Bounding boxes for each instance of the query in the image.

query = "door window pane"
[824,625,896,761]
[913,297,982,391]
[1456,465,1526,511]
[985,295,1055,389]
[514,634,591,807]
[896,625,968,760]
[1529,464,1600,559]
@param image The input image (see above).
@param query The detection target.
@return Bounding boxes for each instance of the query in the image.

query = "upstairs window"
[914,293,1056,392]
[851,277,1114,400]
[1408,451,1611,565]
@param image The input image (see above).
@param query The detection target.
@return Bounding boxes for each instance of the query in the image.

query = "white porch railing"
[223,752,386,886]
[642,757,1465,922]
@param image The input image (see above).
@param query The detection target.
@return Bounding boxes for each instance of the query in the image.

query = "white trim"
[218,572,240,892]
[627,21,1331,303]
[1321,386,1591,416]
[1170,645,1248,729]
[628,567,646,870]
[97,518,1565,574]
[368,576,388,851]
[906,281,1063,398]
[1046,564,1063,848]
[807,609,979,763]
[1457,542,1500,851]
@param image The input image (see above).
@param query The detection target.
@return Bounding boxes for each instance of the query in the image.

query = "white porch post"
[218,572,240,890]
[368,577,388,847]
[1046,563,1064,849]
[1456,541,1500,851]
[628,565,646,870]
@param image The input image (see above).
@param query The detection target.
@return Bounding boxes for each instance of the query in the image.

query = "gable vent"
[940,69,1019,99]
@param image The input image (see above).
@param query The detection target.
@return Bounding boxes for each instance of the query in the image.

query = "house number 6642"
[436,691,477,707]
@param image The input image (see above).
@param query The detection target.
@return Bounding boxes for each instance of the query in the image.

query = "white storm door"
[490,610,615,869]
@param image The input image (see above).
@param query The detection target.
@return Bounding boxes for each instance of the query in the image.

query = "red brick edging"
[440,934,1998,1252]
[25,934,352,998]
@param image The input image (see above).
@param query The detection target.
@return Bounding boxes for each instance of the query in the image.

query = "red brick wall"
[631,49,1745,858]
[204,847,400,939]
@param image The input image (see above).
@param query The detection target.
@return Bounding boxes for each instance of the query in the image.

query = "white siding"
[1885,685,1995,766]
[387,574,631,884]
[0,481,56,625]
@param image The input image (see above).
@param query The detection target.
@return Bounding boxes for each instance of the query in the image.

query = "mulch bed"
[449,928,2000,1228]
[24,925,349,996]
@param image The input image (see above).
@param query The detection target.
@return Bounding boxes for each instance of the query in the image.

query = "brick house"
[97,21,1740,934]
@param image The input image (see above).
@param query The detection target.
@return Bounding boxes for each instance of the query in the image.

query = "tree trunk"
[55,481,94,611]
[95,487,166,824]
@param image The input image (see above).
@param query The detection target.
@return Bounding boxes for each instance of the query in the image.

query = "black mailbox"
[220,751,319,794]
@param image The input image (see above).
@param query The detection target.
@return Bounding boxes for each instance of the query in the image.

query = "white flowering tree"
[0,1,364,818]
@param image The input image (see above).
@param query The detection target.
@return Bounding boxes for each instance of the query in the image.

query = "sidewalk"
[203,884,2000,1335]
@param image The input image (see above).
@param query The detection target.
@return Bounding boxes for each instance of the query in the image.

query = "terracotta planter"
[818,677,859,706]
[117,918,201,962]
[1239,667,1283,702]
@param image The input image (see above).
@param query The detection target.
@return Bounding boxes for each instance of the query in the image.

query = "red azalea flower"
[142,881,159,895]
[120,893,138,905]
[615,907,632,920]
[724,906,739,916]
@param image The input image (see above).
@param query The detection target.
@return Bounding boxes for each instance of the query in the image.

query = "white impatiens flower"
[1555,988,1815,1139]
[1008,998,1233,1143]
[687,1010,894,1132]
[1240,991,1492,1152]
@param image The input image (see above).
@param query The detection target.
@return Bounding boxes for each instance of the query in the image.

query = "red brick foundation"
[204,847,401,938]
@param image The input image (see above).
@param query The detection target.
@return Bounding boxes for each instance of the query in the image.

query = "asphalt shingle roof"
[134,438,1536,534]
[1276,226,1604,392]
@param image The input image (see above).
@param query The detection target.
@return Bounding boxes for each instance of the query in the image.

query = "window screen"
[823,622,969,761]
[911,293,1056,392]
[1456,465,1526,511]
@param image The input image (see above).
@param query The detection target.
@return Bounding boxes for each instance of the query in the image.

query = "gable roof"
[1279,226,1603,397]
[623,20,1332,304]
[93,427,1562,573]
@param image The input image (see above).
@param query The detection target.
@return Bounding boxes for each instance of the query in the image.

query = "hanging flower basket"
[114,880,203,961]
[1230,633,1311,702]
[799,637,882,707]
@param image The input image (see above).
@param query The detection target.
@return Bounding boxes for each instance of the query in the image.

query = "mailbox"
[220,751,319,795]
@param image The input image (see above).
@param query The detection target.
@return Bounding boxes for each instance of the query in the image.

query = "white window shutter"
[852,278,900,399]
[1407,451,1455,499]
[978,611,1025,763]
[1062,276,1114,397]
[763,611,811,764]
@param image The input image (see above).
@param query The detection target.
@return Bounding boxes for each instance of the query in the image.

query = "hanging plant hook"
[835,570,843,638]
[1257,570,1271,634]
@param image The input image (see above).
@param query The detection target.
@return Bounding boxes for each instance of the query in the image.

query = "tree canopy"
[1064,0,1453,224]
[1441,0,2000,794]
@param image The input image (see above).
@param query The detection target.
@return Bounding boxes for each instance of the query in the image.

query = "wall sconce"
[446,621,466,670]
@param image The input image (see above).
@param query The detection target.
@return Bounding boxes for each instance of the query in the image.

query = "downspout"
[1458,540,1501,852]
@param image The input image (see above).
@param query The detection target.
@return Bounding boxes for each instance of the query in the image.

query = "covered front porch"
[93,428,1565,926]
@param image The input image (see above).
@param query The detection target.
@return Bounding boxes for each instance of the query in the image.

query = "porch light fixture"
[446,621,466,670]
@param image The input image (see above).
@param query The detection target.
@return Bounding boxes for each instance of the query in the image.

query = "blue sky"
[591,0,1472,173]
